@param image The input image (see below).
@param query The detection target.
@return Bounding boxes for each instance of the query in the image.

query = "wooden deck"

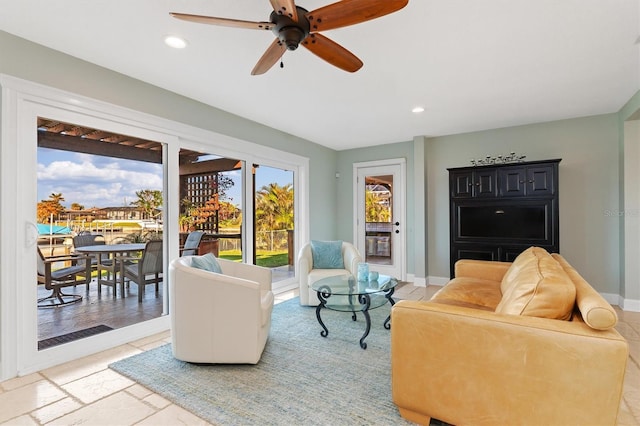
[36,264,295,349]
[37,278,164,348]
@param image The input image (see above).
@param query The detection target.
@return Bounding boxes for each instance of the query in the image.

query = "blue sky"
[37,148,292,209]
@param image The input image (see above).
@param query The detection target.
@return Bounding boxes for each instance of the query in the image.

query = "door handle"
[26,221,39,248]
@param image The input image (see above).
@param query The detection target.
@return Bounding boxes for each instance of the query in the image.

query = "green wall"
[618,89,640,301]
[333,112,623,295]
[0,30,338,240]
[425,114,620,293]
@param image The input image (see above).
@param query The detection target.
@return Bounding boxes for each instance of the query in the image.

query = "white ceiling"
[0,0,638,150]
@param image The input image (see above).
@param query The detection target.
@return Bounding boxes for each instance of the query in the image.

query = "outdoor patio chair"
[122,240,164,302]
[180,231,205,256]
[37,247,91,308]
[73,233,107,267]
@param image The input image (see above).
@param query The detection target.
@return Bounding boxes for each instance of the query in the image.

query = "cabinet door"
[450,170,473,198]
[456,246,500,261]
[502,246,529,262]
[473,169,497,198]
[499,164,555,197]
[498,167,526,197]
[450,169,497,198]
[450,245,500,277]
[526,164,555,196]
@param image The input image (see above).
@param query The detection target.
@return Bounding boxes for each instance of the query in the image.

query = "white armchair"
[169,256,274,364]
[297,241,362,306]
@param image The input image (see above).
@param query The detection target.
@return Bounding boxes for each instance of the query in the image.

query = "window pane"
[364,175,393,265]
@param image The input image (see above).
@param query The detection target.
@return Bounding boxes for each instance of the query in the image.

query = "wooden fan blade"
[269,0,299,22]
[306,0,408,32]
[251,38,287,75]
[301,33,363,73]
[170,12,273,31]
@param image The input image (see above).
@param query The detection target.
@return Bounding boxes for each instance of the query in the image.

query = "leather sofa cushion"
[432,277,503,311]
[496,247,576,320]
[500,246,544,294]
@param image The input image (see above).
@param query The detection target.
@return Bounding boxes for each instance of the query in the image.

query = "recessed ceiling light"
[164,35,188,49]
[412,106,425,113]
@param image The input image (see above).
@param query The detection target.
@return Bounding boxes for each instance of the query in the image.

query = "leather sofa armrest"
[454,259,511,281]
[391,300,628,426]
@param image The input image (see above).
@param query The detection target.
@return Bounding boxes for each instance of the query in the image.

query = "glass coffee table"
[311,274,398,349]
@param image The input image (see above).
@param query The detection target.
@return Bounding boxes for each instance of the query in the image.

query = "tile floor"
[1,284,639,425]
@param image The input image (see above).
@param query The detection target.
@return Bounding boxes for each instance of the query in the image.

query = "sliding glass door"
[253,165,294,283]
[36,118,166,350]
[1,76,308,378]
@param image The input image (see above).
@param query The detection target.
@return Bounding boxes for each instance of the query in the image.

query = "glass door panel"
[253,165,295,283]
[178,150,242,260]
[36,117,165,350]
[365,175,393,265]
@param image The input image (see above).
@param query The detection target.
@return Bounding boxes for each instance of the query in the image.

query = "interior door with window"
[354,160,406,280]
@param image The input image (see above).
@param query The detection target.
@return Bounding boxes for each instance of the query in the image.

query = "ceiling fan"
[170,0,409,75]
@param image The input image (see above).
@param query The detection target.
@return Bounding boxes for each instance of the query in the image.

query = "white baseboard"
[620,296,640,312]
[600,293,640,312]
[427,276,449,286]
[408,276,448,287]
[408,274,426,286]
[600,293,620,307]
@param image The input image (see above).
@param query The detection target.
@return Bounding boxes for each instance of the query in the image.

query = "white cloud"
[37,155,163,208]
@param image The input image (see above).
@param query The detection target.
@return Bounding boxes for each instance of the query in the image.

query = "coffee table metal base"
[315,285,395,349]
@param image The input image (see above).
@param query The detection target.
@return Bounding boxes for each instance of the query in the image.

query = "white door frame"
[353,159,406,281]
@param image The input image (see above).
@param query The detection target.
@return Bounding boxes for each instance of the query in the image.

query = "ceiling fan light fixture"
[280,26,305,50]
[164,35,188,49]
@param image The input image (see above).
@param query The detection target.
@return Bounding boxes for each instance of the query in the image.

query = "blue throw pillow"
[310,240,344,269]
[190,253,222,273]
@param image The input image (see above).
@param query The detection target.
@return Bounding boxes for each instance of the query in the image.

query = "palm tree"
[255,183,293,231]
[37,193,66,223]
[365,189,391,222]
[131,189,162,220]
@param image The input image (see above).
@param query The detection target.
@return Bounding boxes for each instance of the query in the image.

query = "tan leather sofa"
[391,247,629,426]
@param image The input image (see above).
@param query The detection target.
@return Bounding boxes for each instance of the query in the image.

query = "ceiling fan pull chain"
[280,61,284,69]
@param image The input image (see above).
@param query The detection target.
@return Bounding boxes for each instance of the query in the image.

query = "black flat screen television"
[458,204,548,240]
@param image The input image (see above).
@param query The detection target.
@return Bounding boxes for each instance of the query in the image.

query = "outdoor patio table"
[75,243,145,298]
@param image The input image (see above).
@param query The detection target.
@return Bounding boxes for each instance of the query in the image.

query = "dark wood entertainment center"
[448,158,561,277]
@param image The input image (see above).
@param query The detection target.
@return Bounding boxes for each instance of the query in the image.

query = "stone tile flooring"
[1,284,639,425]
